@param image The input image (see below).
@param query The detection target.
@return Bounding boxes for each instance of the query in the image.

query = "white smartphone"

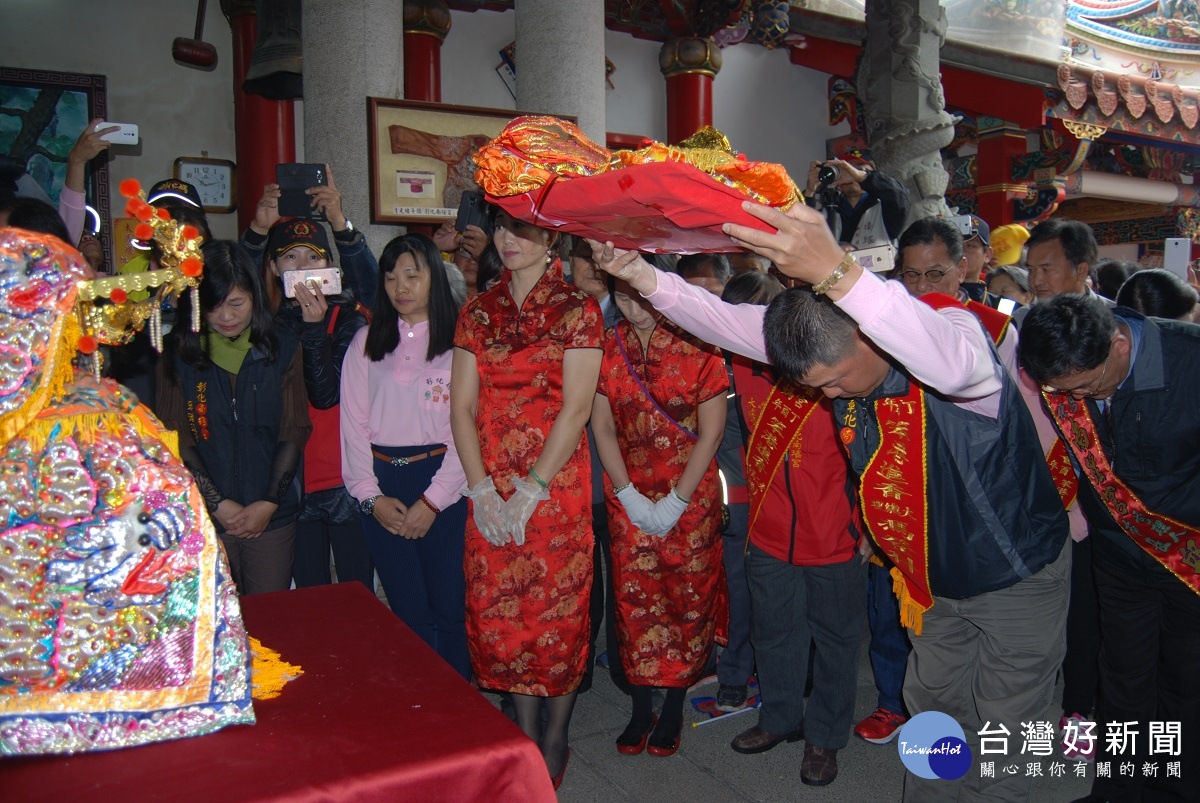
[94,122,139,145]
[1164,238,1191,280]
[996,297,1017,316]
[852,243,896,274]
[282,268,342,299]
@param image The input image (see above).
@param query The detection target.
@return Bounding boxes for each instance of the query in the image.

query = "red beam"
[789,37,1047,129]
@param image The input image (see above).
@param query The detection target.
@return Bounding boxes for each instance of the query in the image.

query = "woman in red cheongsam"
[450,209,602,789]
[590,275,728,758]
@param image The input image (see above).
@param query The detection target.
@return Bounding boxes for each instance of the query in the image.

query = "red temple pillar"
[229,1,296,233]
[659,36,722,145]
[975,118,1028,227]
[403,0,451,102]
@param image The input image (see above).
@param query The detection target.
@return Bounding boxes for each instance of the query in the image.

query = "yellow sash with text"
[1045,392,1200,596]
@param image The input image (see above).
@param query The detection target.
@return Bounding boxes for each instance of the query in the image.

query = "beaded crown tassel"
[0,223,255,755]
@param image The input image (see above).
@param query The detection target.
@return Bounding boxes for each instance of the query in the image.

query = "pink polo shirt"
[339,320,466,510]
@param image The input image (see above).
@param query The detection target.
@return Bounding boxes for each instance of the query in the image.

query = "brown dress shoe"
[730,724,804,754]
[800,745,839,786]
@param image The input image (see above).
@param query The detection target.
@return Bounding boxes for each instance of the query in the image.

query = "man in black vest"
[589,198,1069,802]
[1021,295,1200,803]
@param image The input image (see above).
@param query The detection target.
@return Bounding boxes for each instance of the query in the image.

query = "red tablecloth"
[1,583,557,803]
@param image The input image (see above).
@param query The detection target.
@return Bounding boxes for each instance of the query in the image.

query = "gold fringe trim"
[891,566,931,637]
[0,310,81,447]
[249,636,304,700]
[22,407,174,456]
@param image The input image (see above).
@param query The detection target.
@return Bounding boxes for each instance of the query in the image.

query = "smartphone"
[852,243,896,274]
[455,190,487,233]
[282,267,342,299]
[996,297,1017,316]
[1164,238,1191,280]
[94,122,139,145]
[276,163,327,220]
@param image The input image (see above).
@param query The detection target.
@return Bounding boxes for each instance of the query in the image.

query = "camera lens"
[817,164,840,186]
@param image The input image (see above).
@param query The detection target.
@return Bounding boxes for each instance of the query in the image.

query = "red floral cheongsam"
[453,259,602,695]
[599,320,729,687]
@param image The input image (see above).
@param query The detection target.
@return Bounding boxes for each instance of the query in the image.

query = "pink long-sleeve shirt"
[644,268,1002,416]
[339,320,466,510]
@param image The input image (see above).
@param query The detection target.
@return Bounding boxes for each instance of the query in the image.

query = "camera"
[817,163,840,187]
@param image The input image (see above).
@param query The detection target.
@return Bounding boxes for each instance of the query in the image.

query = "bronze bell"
[243,0,304,100]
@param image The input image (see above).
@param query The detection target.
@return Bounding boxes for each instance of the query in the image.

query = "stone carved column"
[856,0,954,224]
[659,36,722,145]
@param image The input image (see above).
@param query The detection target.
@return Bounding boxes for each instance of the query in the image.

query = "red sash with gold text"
[1046,393,1200,596]
[851,385,934,634]
[739,366,823,535]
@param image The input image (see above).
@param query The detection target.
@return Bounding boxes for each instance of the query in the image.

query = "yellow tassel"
[249,636,303,700]
[891,566,929,637]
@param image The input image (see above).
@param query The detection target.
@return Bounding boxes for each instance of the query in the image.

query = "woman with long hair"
[256,217,375,593]
[341,233,470,677]
[450,209,603,789]
[156,240,311,594]
[590,273,728,758]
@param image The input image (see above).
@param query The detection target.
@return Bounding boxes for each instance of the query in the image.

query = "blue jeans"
[360,444,470,680]
[867,560,910,716]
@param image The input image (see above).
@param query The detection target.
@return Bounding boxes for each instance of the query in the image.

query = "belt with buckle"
[371,447,447,467]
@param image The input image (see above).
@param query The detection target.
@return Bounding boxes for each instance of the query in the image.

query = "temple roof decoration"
[1066,0,1200,62]
[1058,61,1200,128]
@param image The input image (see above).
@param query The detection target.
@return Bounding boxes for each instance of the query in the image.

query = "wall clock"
[173,156,237,214]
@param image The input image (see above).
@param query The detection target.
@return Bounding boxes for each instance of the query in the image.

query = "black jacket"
[278,301,367,410]
[1076,312,1200,565]
[170,327,308,530]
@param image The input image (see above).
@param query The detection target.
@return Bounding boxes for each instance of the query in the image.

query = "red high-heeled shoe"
[616,714,658,756]
[551,747,571,790]
[647,721,683,757]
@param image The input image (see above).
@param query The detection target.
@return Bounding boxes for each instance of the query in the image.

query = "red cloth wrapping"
[488,159,782,254]
[0,584,557,803]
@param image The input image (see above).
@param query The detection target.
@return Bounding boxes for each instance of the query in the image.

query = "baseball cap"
[989,224,1031,266]
[967,214,991,247]
[147,178,203,209]
[267,218,330,261]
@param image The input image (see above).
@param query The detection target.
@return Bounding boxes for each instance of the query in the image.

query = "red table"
[1,583,557,803]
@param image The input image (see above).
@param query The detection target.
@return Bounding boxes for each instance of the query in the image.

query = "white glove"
[616,485,658,534]
[647,489,688,536]
[463,476,508,546]
[503,476,550,546]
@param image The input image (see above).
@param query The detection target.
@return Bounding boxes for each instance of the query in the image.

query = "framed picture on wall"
[0,68,111,263]
[367,98,574,226]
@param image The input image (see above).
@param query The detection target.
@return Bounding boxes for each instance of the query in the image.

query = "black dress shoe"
[731,724,804,754]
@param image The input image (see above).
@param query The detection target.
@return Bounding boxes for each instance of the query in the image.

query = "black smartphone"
[276,163,327,219]
[455,190,487,233]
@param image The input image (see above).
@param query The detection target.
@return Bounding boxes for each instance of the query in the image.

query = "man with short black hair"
[1023,218,1109,305]
[1020,295,1200,803]
[589,198,1070,802]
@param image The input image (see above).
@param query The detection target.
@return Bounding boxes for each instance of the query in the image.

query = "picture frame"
[367,97,574,226]
[0,67,111,265]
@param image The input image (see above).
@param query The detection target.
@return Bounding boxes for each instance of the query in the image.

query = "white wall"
[441,8,841,187]
[2,0,238,238]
